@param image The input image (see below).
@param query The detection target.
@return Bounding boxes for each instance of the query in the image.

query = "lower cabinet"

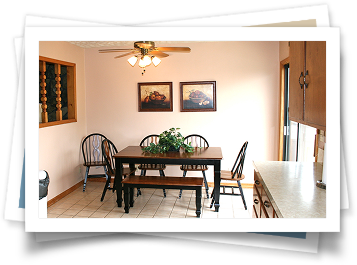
[252,170,279,218]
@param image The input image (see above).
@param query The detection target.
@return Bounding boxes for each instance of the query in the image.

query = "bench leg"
[195,187,202,218]
[137,169,146,196]
[179,170,187,198]
[124,185,130,213]
[130,187,134,207]
[159,170,166,198]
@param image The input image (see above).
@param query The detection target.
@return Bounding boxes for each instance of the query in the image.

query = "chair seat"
[107,167,136,177]
[83,161,107,167]
[220,170,245,181]
[180,164,208,171]
[138,164,166,170]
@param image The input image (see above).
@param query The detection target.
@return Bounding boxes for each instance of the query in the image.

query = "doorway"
[279,59,317,162]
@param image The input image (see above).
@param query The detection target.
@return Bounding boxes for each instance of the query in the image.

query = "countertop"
[253,161,326,218]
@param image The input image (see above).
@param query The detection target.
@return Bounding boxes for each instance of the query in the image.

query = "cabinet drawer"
[261,187,275,218]
[252,187,261,218]
[253,169,280,218]
[254,170,263,194]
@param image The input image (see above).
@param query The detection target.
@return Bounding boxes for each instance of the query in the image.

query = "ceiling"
[67,41,192,49]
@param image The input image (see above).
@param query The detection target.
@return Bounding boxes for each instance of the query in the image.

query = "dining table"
[113,146,223,212]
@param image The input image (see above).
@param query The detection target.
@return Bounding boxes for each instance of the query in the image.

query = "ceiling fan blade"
[114,51,137,59]
[99,48,134,53]
[156,47,191,53]
[149,51,169,58]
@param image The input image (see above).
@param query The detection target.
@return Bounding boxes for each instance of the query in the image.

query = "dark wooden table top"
[113,146,223,160]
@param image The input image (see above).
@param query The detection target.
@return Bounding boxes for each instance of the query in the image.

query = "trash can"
[39,170,49,218]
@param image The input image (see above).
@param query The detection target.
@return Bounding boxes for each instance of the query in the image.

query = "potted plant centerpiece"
[143,128,194,154]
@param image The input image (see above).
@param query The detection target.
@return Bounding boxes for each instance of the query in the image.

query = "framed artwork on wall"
[138,82,173,112]
[180,81,216,112]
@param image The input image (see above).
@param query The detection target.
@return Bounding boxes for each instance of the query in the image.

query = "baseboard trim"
[47,180,84,207]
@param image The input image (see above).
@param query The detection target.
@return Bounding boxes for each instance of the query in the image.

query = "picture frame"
[180,81,216,112]
[138,82,173,112]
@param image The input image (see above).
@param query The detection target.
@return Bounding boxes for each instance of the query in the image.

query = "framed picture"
[180,81,216,112]
[138,82,173,112]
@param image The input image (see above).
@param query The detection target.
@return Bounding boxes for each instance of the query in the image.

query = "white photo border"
[25,26,340,232]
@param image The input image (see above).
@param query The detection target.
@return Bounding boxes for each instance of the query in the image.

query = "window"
[39,56,76,128]
[286,121,317,162]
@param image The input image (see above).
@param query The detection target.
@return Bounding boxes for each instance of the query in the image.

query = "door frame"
[278,57,289,161]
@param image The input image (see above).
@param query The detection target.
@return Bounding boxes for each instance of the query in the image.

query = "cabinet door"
[305,41,326,130]
[289,41,305,123]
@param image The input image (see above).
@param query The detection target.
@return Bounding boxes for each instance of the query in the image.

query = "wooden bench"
[122,175,203,217]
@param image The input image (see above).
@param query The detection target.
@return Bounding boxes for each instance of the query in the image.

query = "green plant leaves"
[142,128,194,153]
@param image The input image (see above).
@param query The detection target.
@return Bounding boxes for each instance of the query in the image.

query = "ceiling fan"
[98,41,191,75]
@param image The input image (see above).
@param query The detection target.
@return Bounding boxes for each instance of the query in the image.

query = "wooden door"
[289,41,305,123]
[304,41,326,130]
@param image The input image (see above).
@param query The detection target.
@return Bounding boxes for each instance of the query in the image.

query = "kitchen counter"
[253,161,326,218]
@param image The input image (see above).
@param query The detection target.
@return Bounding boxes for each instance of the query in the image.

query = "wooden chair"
[81,133,108,192]
[210,141,248,210]
[179,134,210,199]
[138,134,166,197]
[101,139,136,202]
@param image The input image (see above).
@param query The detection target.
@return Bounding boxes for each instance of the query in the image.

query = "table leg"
[129,163,136,176]
[195,187,202,217]
[115,158,123,207]
[213,160,221,212]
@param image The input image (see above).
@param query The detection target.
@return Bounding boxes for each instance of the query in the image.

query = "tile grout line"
[48,183,251,219]
[137,190,155,218]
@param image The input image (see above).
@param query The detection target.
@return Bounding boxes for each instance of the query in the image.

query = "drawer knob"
[263,201,270,208]
[255,180,260,185]
[254,199,259,204]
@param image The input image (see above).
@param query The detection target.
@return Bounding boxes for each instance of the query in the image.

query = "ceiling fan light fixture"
[127,56,138,67]
[152,56,161,67]
[142,55,152,66]
[138,58,146,68]
[99,41,191,74]
[139,55,152,68]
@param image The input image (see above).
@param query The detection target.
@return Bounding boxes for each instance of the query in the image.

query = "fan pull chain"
[142,67,146,76]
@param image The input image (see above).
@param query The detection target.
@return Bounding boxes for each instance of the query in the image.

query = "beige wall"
[39,41,87,200]
[84,41,280,183]
[279,41,289,61]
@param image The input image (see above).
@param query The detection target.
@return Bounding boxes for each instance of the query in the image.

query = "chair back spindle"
[184,134,209,148]
[101,139,118,175]
[82,133,107,165]
[231,141,248,179]
[140,134,160,147]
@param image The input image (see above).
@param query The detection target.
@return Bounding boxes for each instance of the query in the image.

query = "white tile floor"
[47,181,253,218]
